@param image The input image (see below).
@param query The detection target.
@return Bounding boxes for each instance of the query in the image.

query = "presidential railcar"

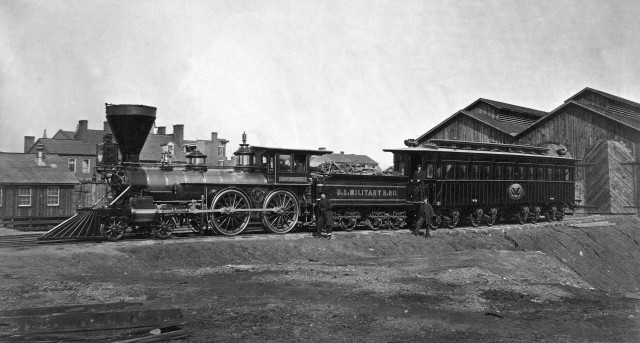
[384,139,576,228]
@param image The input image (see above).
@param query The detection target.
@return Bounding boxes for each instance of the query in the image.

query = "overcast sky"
[2,0,640,168]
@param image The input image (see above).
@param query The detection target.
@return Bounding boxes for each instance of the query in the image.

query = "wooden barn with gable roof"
[412,88,640,215]
[517,87,640,214]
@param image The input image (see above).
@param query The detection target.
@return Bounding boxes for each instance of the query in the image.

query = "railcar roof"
[250,146,333,155]
[383,146,577,161]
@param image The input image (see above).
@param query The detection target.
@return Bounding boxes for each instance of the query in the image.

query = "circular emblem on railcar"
[507,183,524,200]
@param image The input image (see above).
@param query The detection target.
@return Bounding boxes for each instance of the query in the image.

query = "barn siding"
[425,115,515,144]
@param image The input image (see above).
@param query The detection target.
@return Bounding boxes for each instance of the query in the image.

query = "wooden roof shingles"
[0,153,79,185]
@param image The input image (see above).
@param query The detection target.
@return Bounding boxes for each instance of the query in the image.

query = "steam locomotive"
[85,104,576,241]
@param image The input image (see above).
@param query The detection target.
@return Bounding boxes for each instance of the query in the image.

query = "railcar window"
[445,164,455,179]
[564,168,571,181]
[546,167,554,181]
[481,164,491,180]
[269,157,275,172]
[554,167,562,181]
[505,165,513,179]
[426,164,434,179]
[514,166,524,180]
[457,164,468,179]
[435,165,442,179]
[470,164,480,179]
[494,165,503,180]
[526,166,535,180]
[536,167,544,180]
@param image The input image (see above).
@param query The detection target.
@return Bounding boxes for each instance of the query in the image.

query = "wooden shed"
[0,150,79,229]
[517,88,640,214]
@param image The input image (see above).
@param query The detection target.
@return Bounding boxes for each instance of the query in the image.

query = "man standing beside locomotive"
[315,192,334,239]
[413,196,434,237]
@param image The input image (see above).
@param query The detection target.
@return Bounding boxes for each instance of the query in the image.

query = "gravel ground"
[1,215,639,342]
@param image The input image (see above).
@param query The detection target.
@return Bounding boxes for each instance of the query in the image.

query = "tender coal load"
[106,104,156,163]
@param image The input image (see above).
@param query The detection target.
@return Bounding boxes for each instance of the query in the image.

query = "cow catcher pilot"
[315,192,334,239]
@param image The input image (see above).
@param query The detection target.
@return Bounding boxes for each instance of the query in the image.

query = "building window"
[218,146,226,157]
[18,187,31,207]
[184,144,197,153]
[47,187,60,206]
[82,159,90,173]
[68,158,76,172]
[218,159,224,166]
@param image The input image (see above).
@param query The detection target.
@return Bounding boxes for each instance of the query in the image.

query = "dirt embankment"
[1,215,640,342]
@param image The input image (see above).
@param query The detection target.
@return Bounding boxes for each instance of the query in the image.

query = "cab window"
[278,155,291,172]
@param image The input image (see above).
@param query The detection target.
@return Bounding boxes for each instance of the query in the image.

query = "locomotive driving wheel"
[209,189,251,236]
[100,216,127,241]
[262,190,299,234]
[153,216,175,239]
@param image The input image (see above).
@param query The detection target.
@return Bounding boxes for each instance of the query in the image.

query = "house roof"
[139,134,187,162]
[465,98,548,117]
[566,87,640,110]
[518,100,640,136]
[52,130,75,140]
[0,152,79,185]
[31,138,96,156]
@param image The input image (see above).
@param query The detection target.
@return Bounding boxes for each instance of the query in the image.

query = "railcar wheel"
[100,216,126,241]
[555,206,565,221]
[340,217,357,231]
[517,207,529,225]
[262,190,300,234]
[389,215,406,230]
[546,207,556,222]
[429,215,441,229]
[366,215,383,231]
[530,207,541,224]
[445,210,459,229]
[469,209,482,227]
[153,216,175,239]
[209,189,251,236]
[486,208,498,227]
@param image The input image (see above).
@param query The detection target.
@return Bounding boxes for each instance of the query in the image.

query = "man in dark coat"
[316,192,334,239]
[412,165,426,182]
[413,197,434,237]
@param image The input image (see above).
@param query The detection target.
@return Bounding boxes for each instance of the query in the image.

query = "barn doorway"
[583,140,636,214]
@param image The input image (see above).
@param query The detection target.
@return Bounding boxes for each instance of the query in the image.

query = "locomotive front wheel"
[153,217,175,239]
[100,216,126,242]
[209,189,251,236]
[262,190,300,234]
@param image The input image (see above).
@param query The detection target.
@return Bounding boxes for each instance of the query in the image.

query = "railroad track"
[0,214,616,248]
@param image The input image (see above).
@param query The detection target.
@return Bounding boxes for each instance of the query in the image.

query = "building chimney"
[157,126,166,135]
[211,132,218,142]
[76,120,89,141]
[173,124,184,146]
[36,143,45,166]
[24,136,35,153]
[340,151,344,154]
[103,121,111,133]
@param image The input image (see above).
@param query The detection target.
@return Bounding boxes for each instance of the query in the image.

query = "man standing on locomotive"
[315,192,334,239]
[413,196,434,237]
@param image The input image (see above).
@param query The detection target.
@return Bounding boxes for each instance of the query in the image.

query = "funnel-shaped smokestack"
[105,104,156,163]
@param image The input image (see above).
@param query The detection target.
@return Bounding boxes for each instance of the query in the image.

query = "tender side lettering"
[279,176,307,182]
[336,188,398,197]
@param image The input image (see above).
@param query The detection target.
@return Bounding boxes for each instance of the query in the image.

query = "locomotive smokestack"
[105,104,156,163]
[157,126,166,135]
